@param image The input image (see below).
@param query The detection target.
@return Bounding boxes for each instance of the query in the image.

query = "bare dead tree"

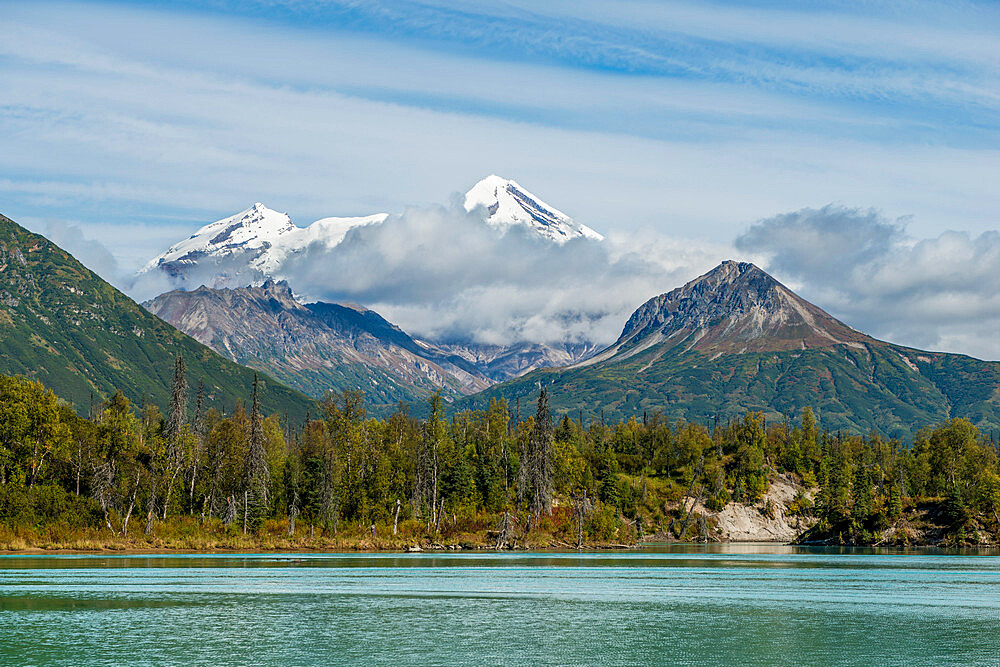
[495,511,519,550]
[434,497,444,534]
[144,482,156,536]
[92,461,116,534]
[575,492,593,549]
[122,470,140,536]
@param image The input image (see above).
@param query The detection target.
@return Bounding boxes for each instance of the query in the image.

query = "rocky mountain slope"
[144,281,493,410]
[0,212,314,420]
[460,261,1000,438]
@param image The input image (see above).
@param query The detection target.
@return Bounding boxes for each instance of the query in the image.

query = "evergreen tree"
[166,355,187,443]
[418,393,447,525]
[522,388,555,515]
[245,374,270,532]
[161,355,188,519]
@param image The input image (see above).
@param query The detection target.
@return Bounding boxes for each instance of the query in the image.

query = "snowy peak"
[137,203,388,289]
[140,202,296,275]
[464,175,603,243]
[187,202,294,252]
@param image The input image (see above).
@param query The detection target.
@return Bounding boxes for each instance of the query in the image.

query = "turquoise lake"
[2,544,999,665]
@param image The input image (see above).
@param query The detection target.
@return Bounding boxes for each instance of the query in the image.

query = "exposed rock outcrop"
[699,474,815,542]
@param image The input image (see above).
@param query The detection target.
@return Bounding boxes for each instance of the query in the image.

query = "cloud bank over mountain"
[272,202,723,347]
[45,195,1000,362]
[736,206,1000,360]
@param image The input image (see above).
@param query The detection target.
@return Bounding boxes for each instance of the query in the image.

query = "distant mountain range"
[0,212,314,420]
[145,280,598,410]
[134,175,606,391]
[460,261,1000,437]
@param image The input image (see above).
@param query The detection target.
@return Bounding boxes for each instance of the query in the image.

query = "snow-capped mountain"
[463,175,604,243]
[134,175,603,292]
[135,202,387,288]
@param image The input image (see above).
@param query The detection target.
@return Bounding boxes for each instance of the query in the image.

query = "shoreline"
[5,539,992,556]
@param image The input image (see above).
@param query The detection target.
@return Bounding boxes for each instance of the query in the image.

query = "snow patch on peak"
[137,175,603,294]
[464,175,603,244]
[138,204,388,286]
[141,203,295,274]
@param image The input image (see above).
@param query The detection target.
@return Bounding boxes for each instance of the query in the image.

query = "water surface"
[2,544,999,665]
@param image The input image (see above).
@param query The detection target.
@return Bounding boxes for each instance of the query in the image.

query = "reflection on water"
[2,545,999,665]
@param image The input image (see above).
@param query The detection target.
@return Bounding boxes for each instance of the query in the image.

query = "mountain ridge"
[144,281,602,411]
[459,260,1000,438]
[143,280,494,411]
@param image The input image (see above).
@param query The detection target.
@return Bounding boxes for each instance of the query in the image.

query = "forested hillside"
[0,213,314,421]
[2,369,999,550]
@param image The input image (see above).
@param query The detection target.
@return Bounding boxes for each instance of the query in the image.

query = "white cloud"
[270,203,728,346]
[735,206,1000,360]
[40,220,123,288]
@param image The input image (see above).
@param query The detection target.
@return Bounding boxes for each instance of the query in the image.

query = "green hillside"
[459,341,1000,440]
[0,212,315,420]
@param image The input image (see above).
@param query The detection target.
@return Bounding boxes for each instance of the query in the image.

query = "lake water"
[2,544,999,665]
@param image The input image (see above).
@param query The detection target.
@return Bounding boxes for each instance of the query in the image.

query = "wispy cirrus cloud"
[0,4,994,238]
[1,0,998,359]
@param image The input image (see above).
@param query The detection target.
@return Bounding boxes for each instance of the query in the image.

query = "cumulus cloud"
[272,202,726,346]
[735,206,1000,360]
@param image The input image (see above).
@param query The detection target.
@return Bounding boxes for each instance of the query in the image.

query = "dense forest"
[2,357,1000,550]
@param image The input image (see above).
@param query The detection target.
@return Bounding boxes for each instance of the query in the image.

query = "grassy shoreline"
[0,514,651,554]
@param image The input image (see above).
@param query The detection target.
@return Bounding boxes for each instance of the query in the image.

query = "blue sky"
[2,0,999,356]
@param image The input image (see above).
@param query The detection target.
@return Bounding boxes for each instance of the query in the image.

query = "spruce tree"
[187,380,205,513]
[161,355,188,519]
[527,388,554,515]
[166,355,187,443]
[245,374,270,532]
[419,393,446,525]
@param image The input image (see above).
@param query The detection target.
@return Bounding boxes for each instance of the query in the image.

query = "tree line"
[2,357,1000,546]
